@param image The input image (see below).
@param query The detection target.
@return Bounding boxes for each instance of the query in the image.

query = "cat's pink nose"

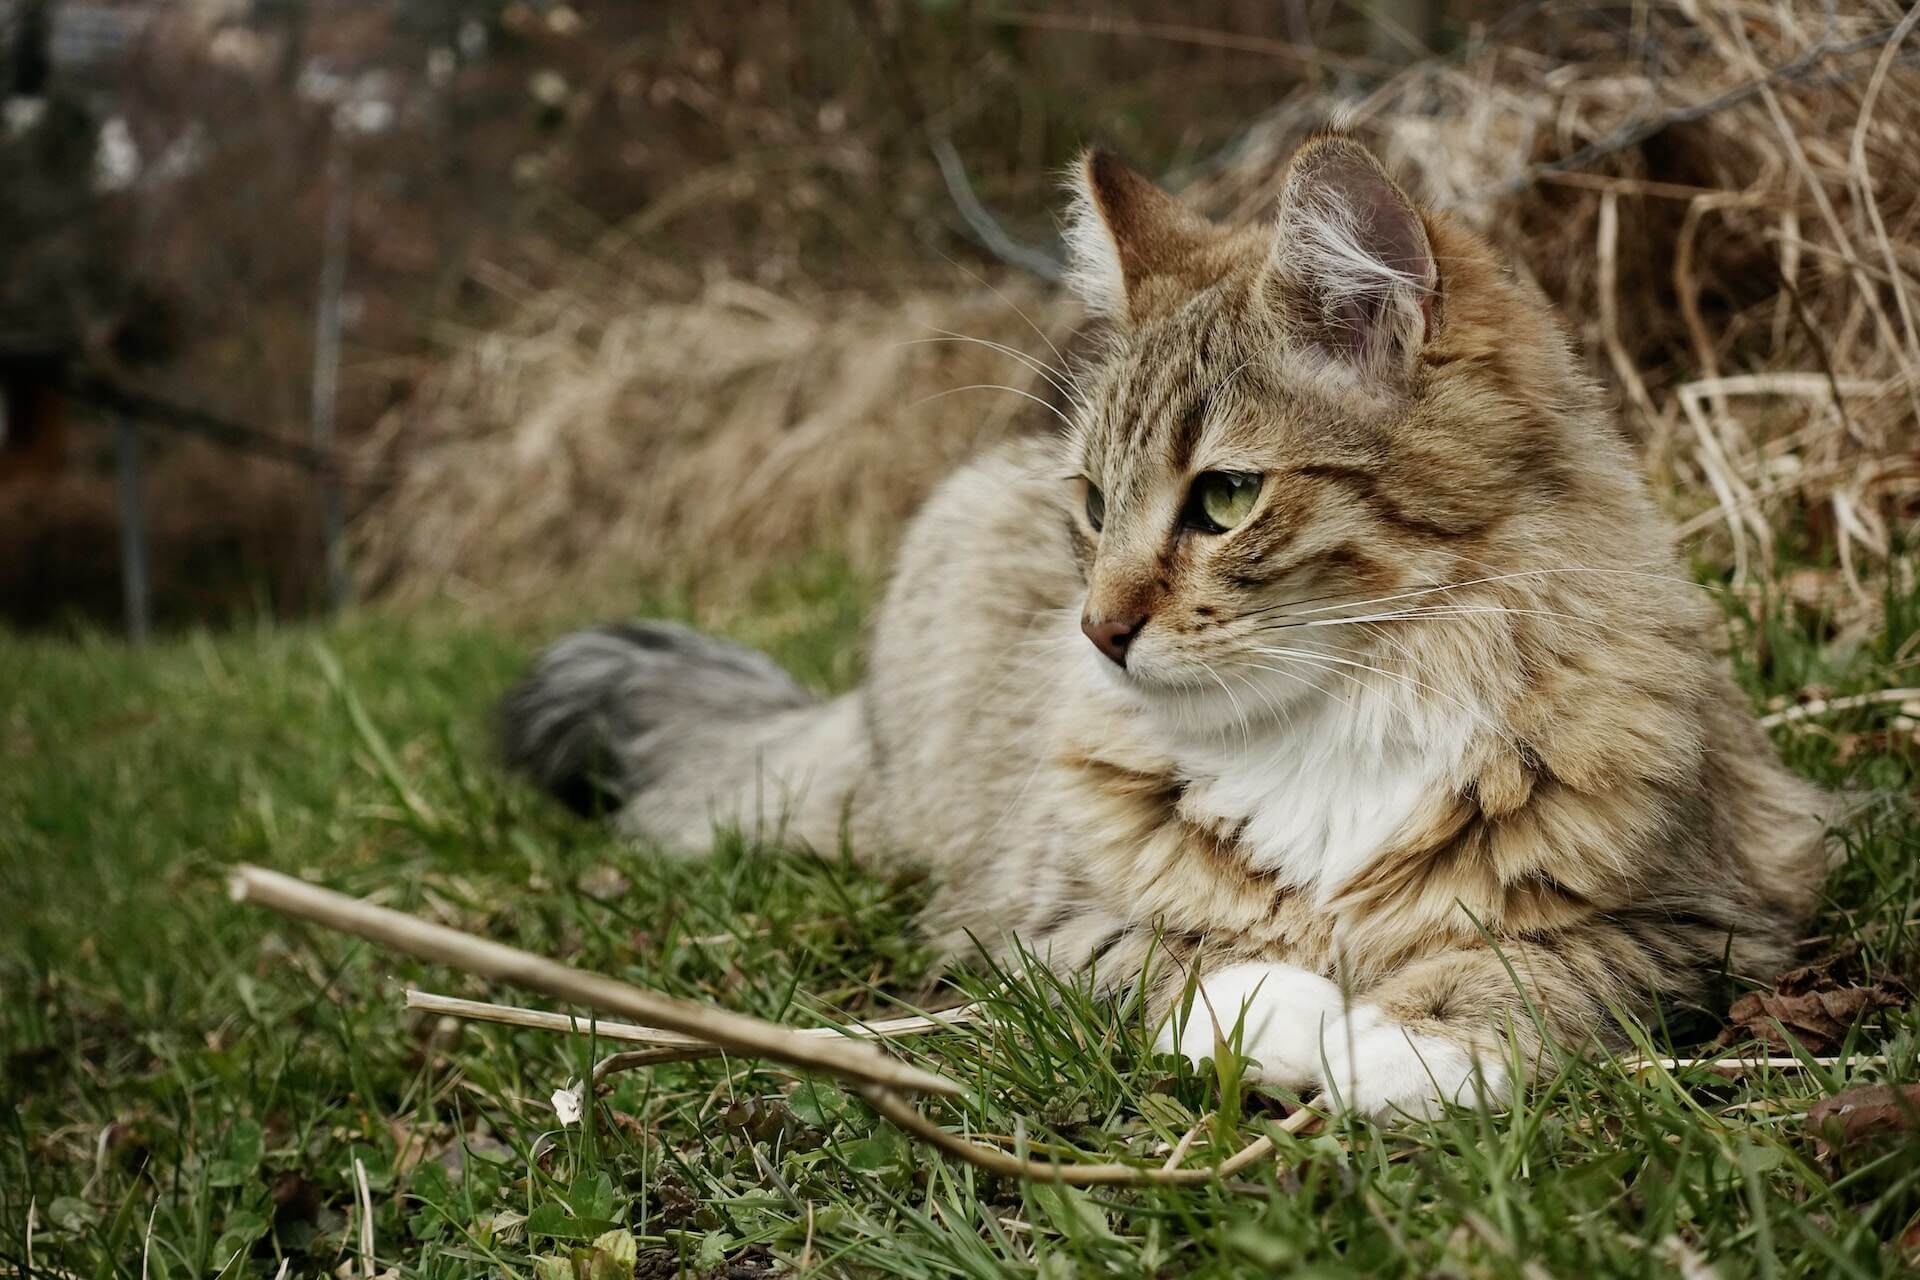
[1081,614,1145,667]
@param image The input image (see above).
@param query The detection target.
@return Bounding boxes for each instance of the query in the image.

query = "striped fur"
[505,136,1831,1117]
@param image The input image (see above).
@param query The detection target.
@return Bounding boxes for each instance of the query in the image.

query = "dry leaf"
[1775,948,1863,995]
[1715,986,1903,1052]
[1716,946,1906,1052]
[1806,1084,1920,1162]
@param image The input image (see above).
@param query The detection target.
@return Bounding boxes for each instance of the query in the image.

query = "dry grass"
[361,0,1919,612]
[1203,0,1920,605]
[358,271,1077,610]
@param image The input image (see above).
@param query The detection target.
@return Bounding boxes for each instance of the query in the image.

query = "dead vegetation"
[360,0,1920,613]
[358,276,1079,610]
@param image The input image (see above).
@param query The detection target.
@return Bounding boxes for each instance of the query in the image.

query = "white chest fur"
[1173,684,1472,903]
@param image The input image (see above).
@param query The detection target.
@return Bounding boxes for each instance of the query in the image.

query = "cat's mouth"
[1084,639,1221,702]
[1081,638,1165,695]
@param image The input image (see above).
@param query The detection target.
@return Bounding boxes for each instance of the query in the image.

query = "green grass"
[3,562,1918,1278]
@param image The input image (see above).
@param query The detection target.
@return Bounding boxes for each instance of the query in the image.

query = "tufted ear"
[1062,150,1221,324]
[1265,135,1436,391]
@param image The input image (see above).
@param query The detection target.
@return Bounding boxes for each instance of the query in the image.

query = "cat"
[502,134,1831,1118]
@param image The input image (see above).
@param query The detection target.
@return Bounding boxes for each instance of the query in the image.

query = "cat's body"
[504,136,1830,1116]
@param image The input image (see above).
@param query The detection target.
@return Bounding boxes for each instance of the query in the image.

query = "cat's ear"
[1063,150,1219,323]
[1265,135,1436,390]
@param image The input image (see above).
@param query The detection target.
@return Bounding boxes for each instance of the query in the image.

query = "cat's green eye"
[1185,471,1262,533]
[1084,481,1106,532]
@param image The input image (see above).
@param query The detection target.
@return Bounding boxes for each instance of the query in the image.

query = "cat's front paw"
[1153,961,1347,1090]
[1152,968,1510,1119]
[1318,1007,1508,1119]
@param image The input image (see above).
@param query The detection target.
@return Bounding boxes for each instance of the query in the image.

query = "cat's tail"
[499,621,872,852]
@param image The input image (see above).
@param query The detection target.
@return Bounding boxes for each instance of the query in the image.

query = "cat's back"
[860,434,1085,868]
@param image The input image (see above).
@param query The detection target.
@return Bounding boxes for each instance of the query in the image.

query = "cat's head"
[1058,134,1631,728]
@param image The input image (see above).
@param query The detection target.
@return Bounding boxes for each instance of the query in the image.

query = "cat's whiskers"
[1222,663,1294,732]
[1227,654,1427,747]
[1449,551,1715,596]
[1221,654,1338,710]
[1245,647,1418,724]
[931,247,1074,380]
[1277,603,1642,646]
[1195,657,1256,750]
[910,383,1078,431]
[1247,642,1511,748]
[1233,587,1365,622]
[902,329,1085,407]
[978,629,1084,709]
[889,617,1074,717]
[1293,565,1715,618]
[1304,631,1520,750]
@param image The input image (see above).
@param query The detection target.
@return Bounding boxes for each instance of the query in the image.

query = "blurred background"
[2,0,1915,636]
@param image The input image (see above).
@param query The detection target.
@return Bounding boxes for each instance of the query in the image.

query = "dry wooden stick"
[406,990,981,1069]
[228,864,959,1097]
[857,1085,1320,1187]
[1618,1053,1889,1078]
[452,988,1321,1186]
[1159,1113,1214,1172]
[1759,687,1920,727]
[237,867,1309,1188]
[553,1009,1318,1186]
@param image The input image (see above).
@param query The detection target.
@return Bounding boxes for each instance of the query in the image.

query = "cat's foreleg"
[1316,940,1619,1118]
[1153,961,1350,1093]
[1155,946,1597,1117]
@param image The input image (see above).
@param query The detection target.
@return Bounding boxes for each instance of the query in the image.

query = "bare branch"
[228,864,961,1097]
[931,138,1063,282]
[1759,688,1920,728]
[405,989,981,1053]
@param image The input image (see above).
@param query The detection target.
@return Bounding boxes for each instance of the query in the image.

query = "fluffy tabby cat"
[503,135,1830,1117]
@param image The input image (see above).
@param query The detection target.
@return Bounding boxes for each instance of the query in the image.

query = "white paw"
[1154,962,1348,1090]
[1318,1007,1509,1119]
[1154,969,1511,1119]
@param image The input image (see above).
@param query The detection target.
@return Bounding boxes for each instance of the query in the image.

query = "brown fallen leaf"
[1773,944,1906,997]
[1716,945,1906,1052]
[1715,986,1903,1052]
[1806,1084,1920,1162]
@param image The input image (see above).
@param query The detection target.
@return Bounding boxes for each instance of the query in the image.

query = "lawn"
[4,559,1919,1278]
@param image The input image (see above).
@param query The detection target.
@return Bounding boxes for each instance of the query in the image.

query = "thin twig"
[1800,916,1920,947]
[1617,1053,1890,1077]
[65,369,375,483]
[239,872,1321,1188]
[1462,21,1913,201]
[352,1156,376,1279]
[1759,688,1920,728]
[980,9,1381,76]
[858,1085,1321,1187]
[1159,1113,1213,1172]
[405,989,981,1053]
[1847,1,1920,379]
[524,994,1320,1187]
[228,865,960,1097]
[932,138,1063,281]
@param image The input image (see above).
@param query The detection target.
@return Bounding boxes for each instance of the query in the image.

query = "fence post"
[310,136,352,612]
[114,413,150,646]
